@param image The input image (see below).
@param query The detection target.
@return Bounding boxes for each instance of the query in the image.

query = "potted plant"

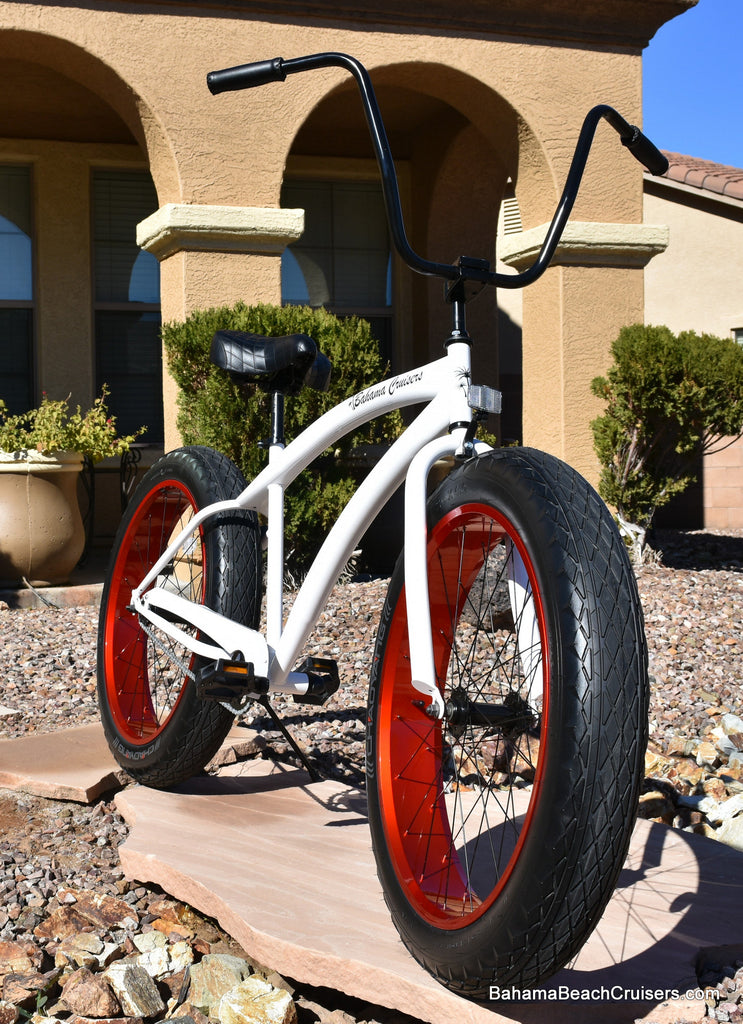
[0,386,144,586]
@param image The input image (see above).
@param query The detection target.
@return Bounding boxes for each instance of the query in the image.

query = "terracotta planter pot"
[0,451,85,586]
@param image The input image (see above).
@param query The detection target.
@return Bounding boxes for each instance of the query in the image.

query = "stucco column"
[137,204,304,451]
[499,222,669,485]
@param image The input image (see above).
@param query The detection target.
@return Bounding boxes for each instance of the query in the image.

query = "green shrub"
[0,386,144,462]
[163,302,403,566]
[591,323,743,556]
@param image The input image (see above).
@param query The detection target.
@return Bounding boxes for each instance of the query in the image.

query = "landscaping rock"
[0,1001,17,1024]
[218,976,297,1024]
[103,963,165,1018]
[0,943,34,980]
[187,955,253,1016]
[60,967,121,1018]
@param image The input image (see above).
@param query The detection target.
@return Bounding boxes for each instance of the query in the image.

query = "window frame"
[0,162,36,412]
[90,166,162,443]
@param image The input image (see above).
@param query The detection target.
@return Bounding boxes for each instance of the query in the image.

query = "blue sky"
[643,0,743,168]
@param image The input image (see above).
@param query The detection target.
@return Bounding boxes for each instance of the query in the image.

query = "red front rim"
[102,479,205,745]
[375,503,549,928]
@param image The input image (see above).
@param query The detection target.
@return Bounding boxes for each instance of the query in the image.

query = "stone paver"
[0,722,120,801]
[0,722,257,802]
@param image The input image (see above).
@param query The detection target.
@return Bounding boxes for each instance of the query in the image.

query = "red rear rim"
[102,479,204,744]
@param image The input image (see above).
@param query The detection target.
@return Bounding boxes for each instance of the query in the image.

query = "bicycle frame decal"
[348,368,425,412]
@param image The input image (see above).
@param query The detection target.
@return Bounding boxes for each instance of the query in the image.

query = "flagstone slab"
[0,723,121,801]
[0,722,260,802]
[115,757,743,1024]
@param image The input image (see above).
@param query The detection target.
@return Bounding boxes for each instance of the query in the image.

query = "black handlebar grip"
[207,58,286,95]
[621,125,669,176]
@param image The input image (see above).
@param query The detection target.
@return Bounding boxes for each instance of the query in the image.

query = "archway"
[279,61,554,443]
[0,31,178,200]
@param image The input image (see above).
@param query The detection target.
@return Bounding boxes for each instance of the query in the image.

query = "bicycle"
[97,52,666,999]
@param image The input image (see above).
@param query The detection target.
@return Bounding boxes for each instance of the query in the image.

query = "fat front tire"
[366,447,648,998]
[97,446,261,788]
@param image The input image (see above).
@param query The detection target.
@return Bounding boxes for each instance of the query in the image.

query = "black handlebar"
[620,126,669,177]
[207,58,286,92]
[597,105,668,177]
[207,52,669,292]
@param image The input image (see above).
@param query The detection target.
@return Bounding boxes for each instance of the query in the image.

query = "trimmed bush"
[591,323,743,558]
[163,302,403,567]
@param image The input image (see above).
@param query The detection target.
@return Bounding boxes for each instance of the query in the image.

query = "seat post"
[270,390,286,447]
[266,389,286,649]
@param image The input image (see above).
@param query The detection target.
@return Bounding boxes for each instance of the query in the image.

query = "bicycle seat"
[210,330,332,395]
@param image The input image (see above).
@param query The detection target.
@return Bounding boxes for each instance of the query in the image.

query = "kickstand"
[259,696,321,783]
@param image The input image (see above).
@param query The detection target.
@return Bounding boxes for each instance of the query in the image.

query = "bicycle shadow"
[493,819,743,1022]
[181,757,369,823]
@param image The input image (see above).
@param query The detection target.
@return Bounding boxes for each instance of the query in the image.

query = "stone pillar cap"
[137,203,304,260]
[498,221,669,270]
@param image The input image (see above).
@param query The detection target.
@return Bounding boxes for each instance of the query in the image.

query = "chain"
[138,616,197,683]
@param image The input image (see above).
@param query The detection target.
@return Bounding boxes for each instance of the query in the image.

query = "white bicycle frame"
[131,337,495,720]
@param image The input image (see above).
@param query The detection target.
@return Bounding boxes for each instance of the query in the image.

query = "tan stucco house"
[0,0,696,542]
[644,153,743,529]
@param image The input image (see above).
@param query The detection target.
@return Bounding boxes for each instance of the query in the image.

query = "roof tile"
[661,152,743,202]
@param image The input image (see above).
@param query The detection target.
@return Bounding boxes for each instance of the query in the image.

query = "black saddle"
[210,330,332,395]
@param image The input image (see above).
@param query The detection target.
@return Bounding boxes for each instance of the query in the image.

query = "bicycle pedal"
[196,658,268,701]
[293,656,340,706]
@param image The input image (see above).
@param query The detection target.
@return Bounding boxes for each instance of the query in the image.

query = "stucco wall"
[644,184,743,528]
[644,188,743,338]
[0,0,663,482]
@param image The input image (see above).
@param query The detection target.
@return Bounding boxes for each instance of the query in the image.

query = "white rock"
[715,813,743,853]
[716,794,743,824]
[133,930,168,953]
[218,976,297,1024]
[135,946,170,979]
[721,713,743,738]
[168,940,194,974]
[680,792,743,827]
[711,726,739,758]
[677,792,719,816]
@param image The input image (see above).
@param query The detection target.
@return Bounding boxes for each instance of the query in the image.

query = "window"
[734,328,743,345]
[0,166,34,414]
[281,180,393,365]
[93,170,162,441]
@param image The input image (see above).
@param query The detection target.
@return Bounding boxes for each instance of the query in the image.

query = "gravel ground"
[2,529,741,765]
[635,529,743,757]
[1,527,742,1021]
